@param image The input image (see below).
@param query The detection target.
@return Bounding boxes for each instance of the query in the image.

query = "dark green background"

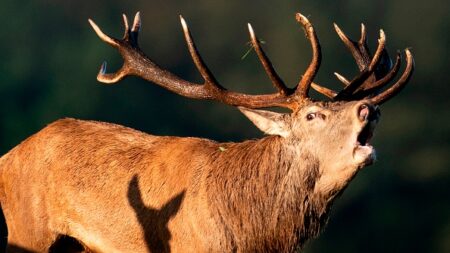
[0,0,448,252]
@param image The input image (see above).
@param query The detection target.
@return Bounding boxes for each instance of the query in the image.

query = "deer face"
[293,100,380,168]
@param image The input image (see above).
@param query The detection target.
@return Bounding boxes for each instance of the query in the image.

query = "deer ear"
[238,107,290,137]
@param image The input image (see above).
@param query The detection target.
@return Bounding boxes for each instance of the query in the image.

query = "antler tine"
[88,19,119,48]
[334,23,368,70]
[132,12,142,33]
[334,72,351,86]
[355,52,401,98]
[96,61,129,83]
[295,13,322,99]
[179,16,223,90]
[89,18,131,83]
[334,23,375,71]
[368,30,386,70]
[333,29,386,100]
[122,14,129,39]
[311,82,337,98]
[121,13,140,47]
[359,23,367,46]
[357,23,373,70]
[331,24,368,87]
[128,12,141,46]
[370,49,414,104]
[247,23,290,95]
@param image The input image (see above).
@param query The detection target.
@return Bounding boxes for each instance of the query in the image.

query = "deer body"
[2,117,342,252]
[1,11,413,253]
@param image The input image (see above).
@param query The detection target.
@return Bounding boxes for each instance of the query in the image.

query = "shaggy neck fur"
[205,135,340,252]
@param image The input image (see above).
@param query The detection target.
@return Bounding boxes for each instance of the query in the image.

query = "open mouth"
[355,103,379,147]
[357,121,375,146]
[353,120,377,164]
[353,104,379,164]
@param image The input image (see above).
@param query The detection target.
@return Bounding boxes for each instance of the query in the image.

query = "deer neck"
[206,136,335,251]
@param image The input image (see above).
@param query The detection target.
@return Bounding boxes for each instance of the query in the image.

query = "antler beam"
[89,12,328,110]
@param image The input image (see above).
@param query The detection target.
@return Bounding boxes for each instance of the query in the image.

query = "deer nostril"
[358,104,370,121]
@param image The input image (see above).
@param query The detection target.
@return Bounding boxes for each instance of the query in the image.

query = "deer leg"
[5,230,50,253]
[2,208,55,252]
[6,232,92,253]
[5,244,35,253]
[48,235,93,253]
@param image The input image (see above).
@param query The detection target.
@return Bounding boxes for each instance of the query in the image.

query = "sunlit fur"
[0,100,376,252]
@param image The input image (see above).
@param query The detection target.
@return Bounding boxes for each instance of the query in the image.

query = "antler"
[89,12,413,109]
[311,23,414,104]
[89,12,324,111]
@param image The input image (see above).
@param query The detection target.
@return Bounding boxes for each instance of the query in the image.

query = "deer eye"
[306,113,316,121]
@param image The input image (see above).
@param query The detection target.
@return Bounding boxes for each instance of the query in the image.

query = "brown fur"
[0,100,377,252]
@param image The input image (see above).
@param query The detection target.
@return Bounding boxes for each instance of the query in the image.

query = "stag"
[0,11,413,253]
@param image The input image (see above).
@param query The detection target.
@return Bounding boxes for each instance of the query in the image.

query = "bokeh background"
[0,0,448,252]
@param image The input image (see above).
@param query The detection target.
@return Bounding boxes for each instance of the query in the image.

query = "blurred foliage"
[0,0,448,252]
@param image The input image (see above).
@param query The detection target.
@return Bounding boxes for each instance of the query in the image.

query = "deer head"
[88,12,413,195]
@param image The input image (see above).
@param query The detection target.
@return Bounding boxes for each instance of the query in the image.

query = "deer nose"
[357,102,378,122]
